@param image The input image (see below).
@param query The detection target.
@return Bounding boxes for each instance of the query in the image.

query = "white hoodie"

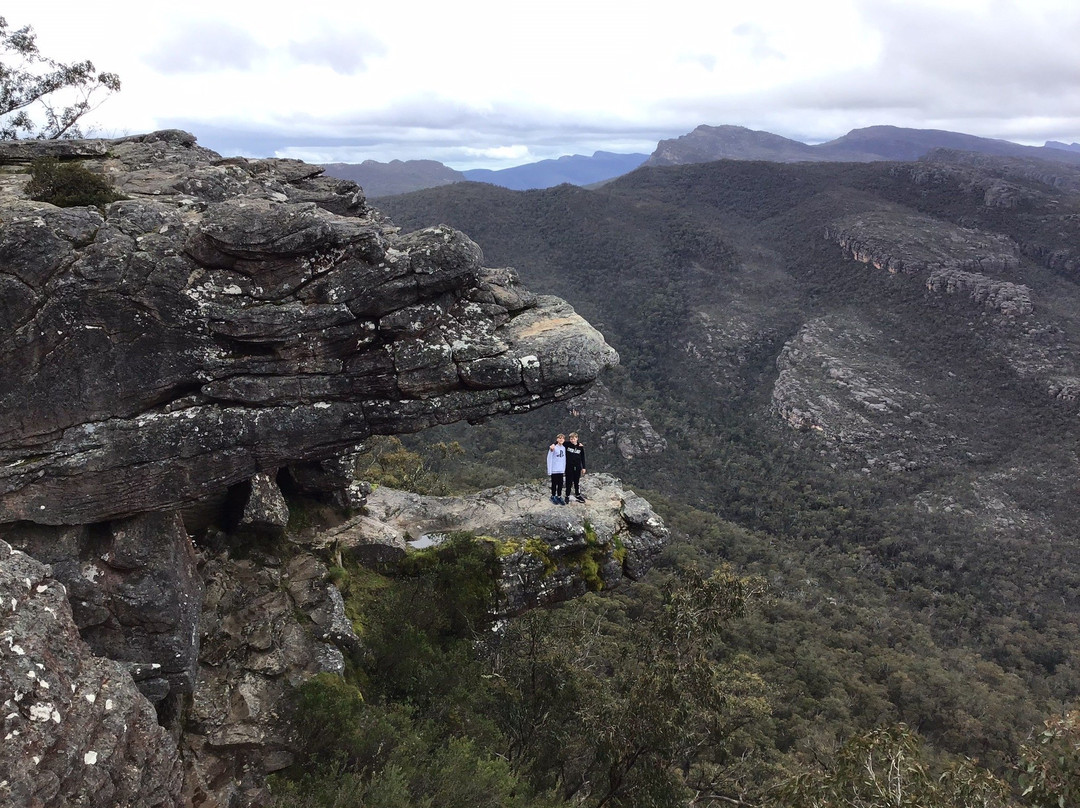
[547,443,567,474]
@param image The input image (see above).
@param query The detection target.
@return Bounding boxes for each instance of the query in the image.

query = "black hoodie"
[565,441,585,472]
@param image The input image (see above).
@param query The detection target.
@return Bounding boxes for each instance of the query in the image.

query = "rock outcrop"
[182,549,355,807]
[771,317,960,471]
[2,513,202,705]
[0,130,618,526]
[825,211,1031,315]
[303,473,669,613]
[0,540,183,808]
[0,131,624,808]
[563,382,667,460]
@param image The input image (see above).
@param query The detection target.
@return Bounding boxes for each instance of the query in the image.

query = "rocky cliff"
[0,131,637,807]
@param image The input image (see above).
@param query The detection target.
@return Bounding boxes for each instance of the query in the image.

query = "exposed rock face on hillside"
[307,473,668,613]
[3,514,202,704]
[563,382,667,459]
[825,212,1030,315]
[182,548,356,807]
[0,131,617,526]
[771,317,960,471]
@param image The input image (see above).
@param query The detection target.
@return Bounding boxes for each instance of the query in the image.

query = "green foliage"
[1016,709,1080,808]
[776,724,1012,808]
[354,436,464,495]
[25,156,123,208]
[0,16,120,139]
[488,566,771,807]
[355,533,500,713]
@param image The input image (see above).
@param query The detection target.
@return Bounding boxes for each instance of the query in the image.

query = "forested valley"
[272,153,1080,806]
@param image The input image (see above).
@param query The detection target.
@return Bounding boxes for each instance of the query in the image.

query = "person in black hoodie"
[564,432,586,503]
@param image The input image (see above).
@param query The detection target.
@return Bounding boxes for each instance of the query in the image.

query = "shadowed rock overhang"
[0,131,618,525]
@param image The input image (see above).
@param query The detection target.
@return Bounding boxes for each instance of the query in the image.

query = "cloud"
[144,22,267,73]
[287,28,387,75]
[732,22,786,61]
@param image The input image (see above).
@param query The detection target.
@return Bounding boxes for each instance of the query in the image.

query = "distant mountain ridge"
[647,124,1080,166]
[325,124,1080,198]
[321,159,466,198]
[323,151,647,197]
[461,151,648,191]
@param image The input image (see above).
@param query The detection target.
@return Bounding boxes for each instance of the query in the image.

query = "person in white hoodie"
[547,434,568,505]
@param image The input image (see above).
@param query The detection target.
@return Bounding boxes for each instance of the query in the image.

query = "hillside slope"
[377,151,1080,767]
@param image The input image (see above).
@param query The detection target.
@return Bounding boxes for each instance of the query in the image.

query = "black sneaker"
[575,494,586,503]
[549,496,558,504]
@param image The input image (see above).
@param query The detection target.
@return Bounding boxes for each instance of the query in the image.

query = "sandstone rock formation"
[2,513,202,705]
[825,211,1031,316]
[182,548,355,807]
[0,131,625,808]
[0,540,183,808]
[771,317,960,471]
[826,211,1021,277]
[303,473,669,613]
[0,130,618,526]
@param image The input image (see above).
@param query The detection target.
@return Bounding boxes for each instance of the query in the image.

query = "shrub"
[25,156,123,208]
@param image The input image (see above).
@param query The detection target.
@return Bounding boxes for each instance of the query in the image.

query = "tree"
[777,724,1012,808]
[489,566,771,808]
[0,16,120,139]
[1016,709,1080,808]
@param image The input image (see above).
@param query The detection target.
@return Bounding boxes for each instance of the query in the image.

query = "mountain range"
[323,123,1080,197]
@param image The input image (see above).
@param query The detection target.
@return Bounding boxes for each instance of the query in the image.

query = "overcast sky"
[7,0,1080,170]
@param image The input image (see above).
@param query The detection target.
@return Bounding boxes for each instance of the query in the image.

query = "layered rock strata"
[825,211,1031,315]
[0,131,618,526]
[2,514,202,704]
[0,131,621,808]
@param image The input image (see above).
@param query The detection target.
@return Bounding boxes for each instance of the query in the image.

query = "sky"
[6,0,1080,170]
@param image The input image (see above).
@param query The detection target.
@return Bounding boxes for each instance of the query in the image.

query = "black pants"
[565,467,582,496]
[550,473,564,497]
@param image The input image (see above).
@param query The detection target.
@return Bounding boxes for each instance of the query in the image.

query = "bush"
[25,156,123,208]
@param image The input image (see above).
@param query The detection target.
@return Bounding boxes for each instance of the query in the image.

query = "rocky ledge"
[0,130,618,526]
[303,473,669,614]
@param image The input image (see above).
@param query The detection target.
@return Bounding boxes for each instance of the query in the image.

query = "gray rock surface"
[564,382,666,459]
[0,539,183,808]
[771,316,959,471]
[183,549,356,807]
[0,131,617,526]
[310,473,668,613]
[925,266,1033,315]
[826,211,1022,282]
[1,512,203,703]
[237,473,290,538]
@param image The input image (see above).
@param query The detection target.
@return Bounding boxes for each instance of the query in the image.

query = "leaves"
[1015,710,1080,808]
[0,16,120,139]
